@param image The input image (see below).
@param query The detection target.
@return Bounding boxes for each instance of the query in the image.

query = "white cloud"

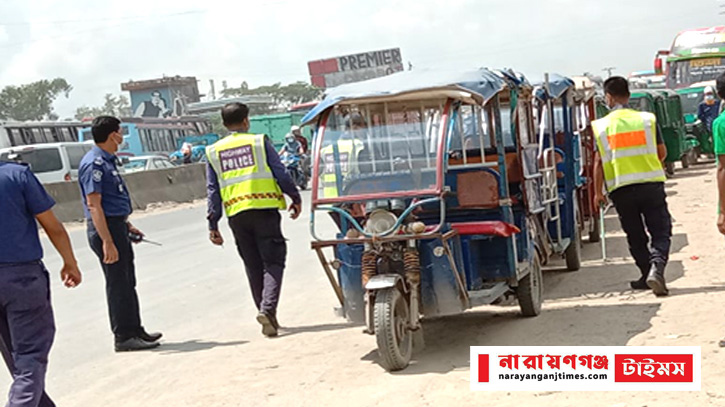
[0,0,722,118]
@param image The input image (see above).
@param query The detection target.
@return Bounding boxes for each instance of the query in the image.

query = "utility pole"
[602,67,616,78]
[209,79,216,101]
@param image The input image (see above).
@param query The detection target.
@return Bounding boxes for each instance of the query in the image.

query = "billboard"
[308,48,404,89]
[121,76,201,118]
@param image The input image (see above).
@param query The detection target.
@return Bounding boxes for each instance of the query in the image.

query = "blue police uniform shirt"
[0,162,56,264]
[78,146,132,219]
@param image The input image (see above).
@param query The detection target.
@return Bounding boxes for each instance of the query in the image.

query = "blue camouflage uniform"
[0,161,57,407]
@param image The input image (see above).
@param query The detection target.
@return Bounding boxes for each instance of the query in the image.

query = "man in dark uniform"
[0,159,82,406]
[206,103,302,337]
[78,116,162,352]
[593,77,672,296]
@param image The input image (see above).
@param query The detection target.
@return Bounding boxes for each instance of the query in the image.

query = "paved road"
[2,166,724,406]
[0,191,345,405]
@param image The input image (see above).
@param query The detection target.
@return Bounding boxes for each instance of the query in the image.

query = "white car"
[122,155,176,173]
[0,142,94,184]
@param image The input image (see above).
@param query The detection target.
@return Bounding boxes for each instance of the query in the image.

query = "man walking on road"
[711,73,725,347]
[206,103,302,337]
[0,159,82,406]
[78,116,162,352]
[593,76,672,296]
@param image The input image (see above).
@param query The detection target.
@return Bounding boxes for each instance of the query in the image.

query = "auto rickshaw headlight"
[365,209,398,235]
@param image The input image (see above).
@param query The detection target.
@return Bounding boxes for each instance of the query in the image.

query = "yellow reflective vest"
[206,133,286,217]
[320,139,363,198]
[591,108,666,193]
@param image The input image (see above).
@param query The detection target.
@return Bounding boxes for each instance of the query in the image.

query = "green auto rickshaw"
[676,84,717,157]
[629,89,693,175]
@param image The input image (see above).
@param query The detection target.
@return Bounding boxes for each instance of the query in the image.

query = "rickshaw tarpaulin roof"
[530,73,575,100]
[301,68,508,125]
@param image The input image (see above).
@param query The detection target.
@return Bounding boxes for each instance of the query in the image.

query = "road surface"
[2,163,725,406]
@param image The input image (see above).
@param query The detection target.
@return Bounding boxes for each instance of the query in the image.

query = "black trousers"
[87,217,143,342]
[228,209,286,316]
[610,182,673,277]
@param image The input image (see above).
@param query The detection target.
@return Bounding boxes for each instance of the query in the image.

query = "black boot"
[630,276,649,290]
[646,262,669,296]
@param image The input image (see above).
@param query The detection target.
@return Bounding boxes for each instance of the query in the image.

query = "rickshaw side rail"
[310,230,459,249]
[313,247,345,307]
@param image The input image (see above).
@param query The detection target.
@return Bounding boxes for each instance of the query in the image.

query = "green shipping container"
[248,112,313,150]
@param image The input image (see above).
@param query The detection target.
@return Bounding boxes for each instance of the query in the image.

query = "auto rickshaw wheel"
[665,161,675,176]
[374,287,413,371]
[517,253,543,317]
[681,153,690,169]
[588,216,601,243]
[565,200,582,271]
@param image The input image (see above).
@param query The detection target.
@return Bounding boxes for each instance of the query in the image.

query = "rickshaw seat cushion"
[450,221,520,237]
[456,170,499,208]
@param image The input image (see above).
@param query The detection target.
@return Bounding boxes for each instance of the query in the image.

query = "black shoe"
[646,263,669,297]
[719,338,725,348]
[256,312,278,337]
[115,337,160,352]
[139,330,163,343]
[630,278,649,290]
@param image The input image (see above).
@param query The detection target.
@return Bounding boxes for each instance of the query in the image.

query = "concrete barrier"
[44,164,207,223]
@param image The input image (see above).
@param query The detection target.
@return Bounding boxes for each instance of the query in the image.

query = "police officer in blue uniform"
[78,116,162,352]
[0,159,82,407]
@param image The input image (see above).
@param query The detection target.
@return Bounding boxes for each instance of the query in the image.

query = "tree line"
[0,78,322,122]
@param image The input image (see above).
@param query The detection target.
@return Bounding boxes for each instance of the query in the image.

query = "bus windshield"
[315,100,445,200]
[668,58,725,89]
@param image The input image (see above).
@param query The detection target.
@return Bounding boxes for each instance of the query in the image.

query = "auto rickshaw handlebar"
[312,196,445,241]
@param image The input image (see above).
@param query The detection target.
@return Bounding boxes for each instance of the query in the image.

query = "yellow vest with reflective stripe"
[592,108,666,193]
[320,139,363,198]
[206,133,286,217]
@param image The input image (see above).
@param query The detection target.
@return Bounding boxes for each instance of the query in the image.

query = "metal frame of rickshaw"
[304,70,543,371]
[570,77,602,243]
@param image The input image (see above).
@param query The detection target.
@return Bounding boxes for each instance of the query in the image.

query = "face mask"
[112,132,123,147]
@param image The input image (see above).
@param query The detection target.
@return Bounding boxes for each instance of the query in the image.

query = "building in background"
[308,48,404,89]
[121,76,201,118]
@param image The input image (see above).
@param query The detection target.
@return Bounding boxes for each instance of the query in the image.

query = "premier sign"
[308,48,404,89]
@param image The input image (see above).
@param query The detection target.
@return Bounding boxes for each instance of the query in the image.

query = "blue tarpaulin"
[530,73,575,100]
[301,68,513,126]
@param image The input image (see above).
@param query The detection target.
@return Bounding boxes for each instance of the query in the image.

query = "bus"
[655,26,725,90]
[655,27,725,155]
[77,116,213,157]
[0,121,89,149]
[628,70,666,90]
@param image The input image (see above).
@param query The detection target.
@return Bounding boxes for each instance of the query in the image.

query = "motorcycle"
[281,152,308,190]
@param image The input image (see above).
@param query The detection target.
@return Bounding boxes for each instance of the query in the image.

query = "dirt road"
[2,163,723,406]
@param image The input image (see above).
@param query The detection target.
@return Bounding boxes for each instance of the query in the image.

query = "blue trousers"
[0,262,56,407]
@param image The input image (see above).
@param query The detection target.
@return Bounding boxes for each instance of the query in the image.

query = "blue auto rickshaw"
[302,68,550,371]
[529,74,587,270]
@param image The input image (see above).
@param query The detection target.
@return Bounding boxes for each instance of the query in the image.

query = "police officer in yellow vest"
[320,113,365,198]
[592,76,672,296]
[206,103,302,337]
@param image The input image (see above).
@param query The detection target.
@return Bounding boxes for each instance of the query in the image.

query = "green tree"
[0,78,72,121]
[75,94,132,120]
[221,81,322,113]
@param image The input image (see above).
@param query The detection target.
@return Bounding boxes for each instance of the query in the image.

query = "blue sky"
[0,0,722,118]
